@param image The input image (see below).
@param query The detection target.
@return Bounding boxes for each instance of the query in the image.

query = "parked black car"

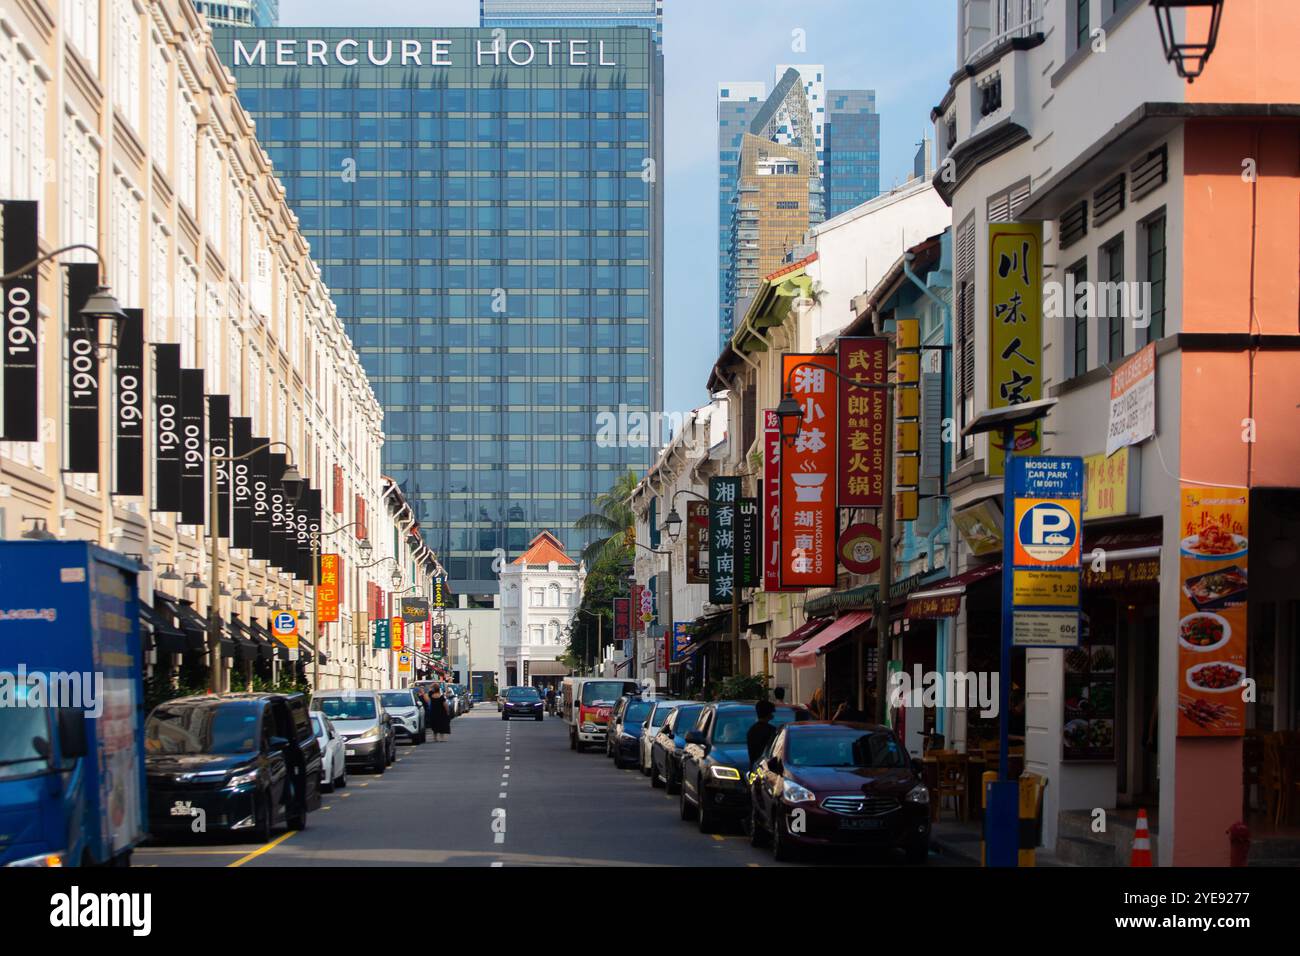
[501,685,545,721]
[649,702,705,795]
[606,694,656,768]
[679,701,811,833]
[747,721,931,863]
[144,692,322,842]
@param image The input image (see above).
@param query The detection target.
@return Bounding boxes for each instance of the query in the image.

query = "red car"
[746,721,931,863]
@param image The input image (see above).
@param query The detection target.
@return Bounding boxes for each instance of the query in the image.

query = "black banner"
[208,395,230,538]
[1,200,39,441]
[304,487,322,581]
[708,476,741,605]
[739,497,761,588]
[153,345,182,512]
[179,369,205,526]
[268,452,287,571]
[65,263,99,474]
[251,440,271,561]
[231,418,254,549]
[114,309,145,495]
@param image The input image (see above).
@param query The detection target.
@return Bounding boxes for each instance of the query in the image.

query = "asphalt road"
[133,707,963,867]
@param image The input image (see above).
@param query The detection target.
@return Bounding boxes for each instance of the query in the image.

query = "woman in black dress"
[429,686,452,741]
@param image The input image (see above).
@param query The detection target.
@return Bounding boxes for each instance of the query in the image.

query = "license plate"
[170,801,194,817]
[839,817,885,830]
[346,749,357,757]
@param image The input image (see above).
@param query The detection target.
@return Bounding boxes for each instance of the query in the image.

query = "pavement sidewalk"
[930,819,1069,866]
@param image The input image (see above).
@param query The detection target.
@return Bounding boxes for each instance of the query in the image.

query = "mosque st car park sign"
[1009,456,1083,648]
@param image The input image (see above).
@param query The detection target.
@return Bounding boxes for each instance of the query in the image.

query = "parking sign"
[272,610,299,651]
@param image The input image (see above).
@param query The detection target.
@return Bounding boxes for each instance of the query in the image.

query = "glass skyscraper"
[825,89,881,217]
[216,27,663,598]
[716,82,765,351]
[194,0,278,28]
[481,0,662,49]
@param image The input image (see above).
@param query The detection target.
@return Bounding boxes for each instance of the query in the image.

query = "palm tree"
[574,469,639,566]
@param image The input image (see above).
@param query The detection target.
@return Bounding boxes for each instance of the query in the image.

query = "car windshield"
[380,693,414,708]
[787,729,908,769]
[144,701,261,755]
[0,701,51,778]
[713,707,801,744]
[507,688,540,700]
[582,681,630,706]
[316,697,377,720]
[624,699,654,724]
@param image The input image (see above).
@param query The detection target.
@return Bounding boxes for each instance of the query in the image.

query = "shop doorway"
[1116,601,1160,807]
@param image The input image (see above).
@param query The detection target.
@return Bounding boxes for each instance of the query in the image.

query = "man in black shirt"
[747,699,778,768]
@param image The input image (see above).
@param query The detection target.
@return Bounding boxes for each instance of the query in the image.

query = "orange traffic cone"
[1130,809,1153,867]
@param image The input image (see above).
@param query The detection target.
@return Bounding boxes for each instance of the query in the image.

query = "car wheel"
[418,730,428,744]
[372,750,386,775]
[386,744,394,766]
[772,811,798,863]
[286,783,307,832]
[535,714,543,721]
[569,728,577,750]
[748,803,769,847]
[679,782,697,822]
[254,793,273,843]
[665,764,681,795]
[697,788,716,834]
[651,758,665,789]
[322,772,334,794]
[335,766,347,790]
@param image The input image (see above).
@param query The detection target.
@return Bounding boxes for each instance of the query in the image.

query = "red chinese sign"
[318,554,340,623]
[391,617,404,651]
[837,337,887,507]
[421,617,432,653]
[779,354,838,588]
[764,411,798,593]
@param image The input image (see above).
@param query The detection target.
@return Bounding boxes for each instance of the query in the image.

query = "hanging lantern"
[1151,0,1224,82]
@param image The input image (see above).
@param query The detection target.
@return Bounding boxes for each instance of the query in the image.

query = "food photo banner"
[779,354,838,588]
[1176,485,1248,737]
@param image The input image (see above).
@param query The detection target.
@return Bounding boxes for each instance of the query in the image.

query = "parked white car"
[311,712,347,792]
[640,699,689,776]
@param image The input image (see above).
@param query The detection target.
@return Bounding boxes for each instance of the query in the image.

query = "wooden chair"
[935,751,970,822]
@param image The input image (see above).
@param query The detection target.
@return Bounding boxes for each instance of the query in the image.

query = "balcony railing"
[966,0,1043,65]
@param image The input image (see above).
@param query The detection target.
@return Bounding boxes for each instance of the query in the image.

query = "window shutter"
[920,371,945,479]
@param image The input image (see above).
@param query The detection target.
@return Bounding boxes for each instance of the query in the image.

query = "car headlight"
[781,780,816,804]
[227,769,260,789]
[357,726,382,741]
[905,782,930,805]
[581,722,596,732]
[6,852,64,867]
[709,765,742,781]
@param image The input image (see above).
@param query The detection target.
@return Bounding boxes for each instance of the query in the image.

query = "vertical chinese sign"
[988,222,1043,476]
[709,476,741,605]
[836,338,887,507]
[779,354,838,588]
[1176,486,1248,737]
[391,617,404,652]
[686,501,709,584]
[318,554,340,623]
[613,598,631,645]
[763,411,788,591]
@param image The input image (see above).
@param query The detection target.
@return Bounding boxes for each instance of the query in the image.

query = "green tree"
[566,545,631,673]
[574,468,639,567]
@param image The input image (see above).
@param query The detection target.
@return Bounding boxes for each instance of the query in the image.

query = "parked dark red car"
[746,721,931,863]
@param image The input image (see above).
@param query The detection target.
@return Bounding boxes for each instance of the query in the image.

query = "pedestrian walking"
[808,687,826,720]
[747,699,778,769]
[429,686,452,741]
[545,686,556,715]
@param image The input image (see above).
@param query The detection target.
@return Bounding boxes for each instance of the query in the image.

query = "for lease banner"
[1176,485,1248,738]
[1106,342,1156,456]
[779,354,838,588]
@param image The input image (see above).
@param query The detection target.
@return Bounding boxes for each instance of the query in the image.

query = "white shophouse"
[497,531,583,688]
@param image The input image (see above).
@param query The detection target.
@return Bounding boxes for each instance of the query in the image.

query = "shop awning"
[154,593,209,655]
[249,619,289,662]
[228,616,263,662]
[1082,529,1161,589]
[669,639,707,668]
[141,600,188,655]
[904,562,1002,620]
[772,618,831,665]
[790,610,873,669]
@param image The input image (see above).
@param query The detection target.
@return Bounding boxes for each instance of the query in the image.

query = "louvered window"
[1130,144,1168,202]
[1059,200,1088,249]
[956,215,976,459]
[1093,174,1125,228]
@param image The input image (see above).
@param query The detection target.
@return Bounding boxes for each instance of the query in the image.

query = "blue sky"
[280,0,956,414]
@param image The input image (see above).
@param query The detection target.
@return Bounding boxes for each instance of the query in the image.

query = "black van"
[144,692,323,842]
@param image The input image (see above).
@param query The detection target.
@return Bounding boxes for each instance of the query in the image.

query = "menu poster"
[1176,485,1248,737]
[1062,619,1116,762]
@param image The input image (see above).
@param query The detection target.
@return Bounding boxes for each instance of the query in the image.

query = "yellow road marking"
[711,834,725,842]
[228,829,297,868]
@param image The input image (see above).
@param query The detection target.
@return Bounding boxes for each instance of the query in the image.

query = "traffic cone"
[1130,809,1153,867]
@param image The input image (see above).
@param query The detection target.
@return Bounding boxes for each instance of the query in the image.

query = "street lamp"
[1151,0,1224,81]
[20,518,57,540]
[0,243,127,353]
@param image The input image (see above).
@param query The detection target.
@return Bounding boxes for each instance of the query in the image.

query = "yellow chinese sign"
[1013,569,1080,607]
[988,222,1043,476]
[1083,447,1136,519]
[318,554,340,623]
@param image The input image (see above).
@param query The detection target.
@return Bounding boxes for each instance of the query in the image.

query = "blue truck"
[0,541,147,867]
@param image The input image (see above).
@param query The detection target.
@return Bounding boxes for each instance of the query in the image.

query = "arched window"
[548,620,560,644]
[548,583,561,606]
